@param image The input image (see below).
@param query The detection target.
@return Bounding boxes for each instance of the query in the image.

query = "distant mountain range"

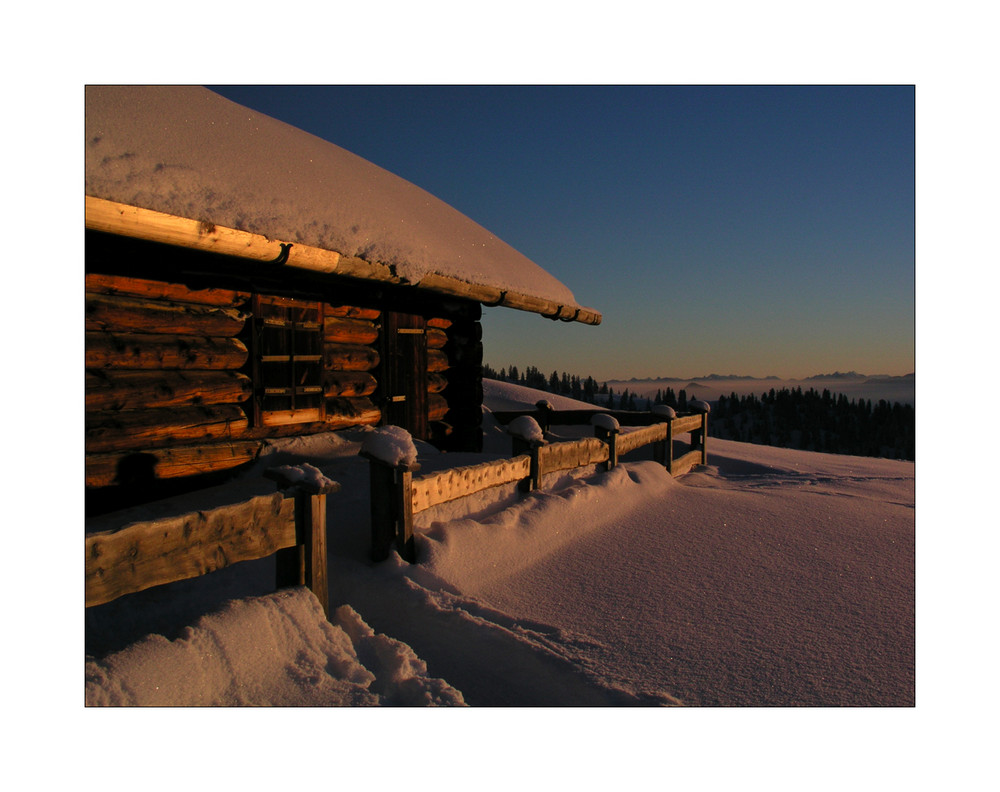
[617,372,913,384]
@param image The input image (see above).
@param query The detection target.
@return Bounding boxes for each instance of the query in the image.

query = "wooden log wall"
[86,274,389,488]
[85,274,258,488]
[86,266,489,488]
[322,303,381,430]
[431,303,485,452]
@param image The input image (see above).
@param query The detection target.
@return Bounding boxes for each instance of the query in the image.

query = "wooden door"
[381,311,428,440]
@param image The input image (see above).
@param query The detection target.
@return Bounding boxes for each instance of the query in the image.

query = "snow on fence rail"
[84,466,339,615]
[363,407,708,563]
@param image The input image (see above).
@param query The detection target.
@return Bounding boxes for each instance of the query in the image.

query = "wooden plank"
[323,317,379,345]
[427,349,450,373]
[411,455,532,513]
[427,372,448,394]
[85,273,249,308]
[86,196,342,274]
[86,293,248,337]
[617,423,669,456]
[85,493,296,607]
[85,405,249,454]
[85,370,252,411]
[426,328,448,349]
[323,371,377,398]
[538,437,609,476]
[325,397,381,429]
[326,304,380,321]
[671,414,703,435]
[86,332,248,370]
[428,393,449,422]
[85,440,261,487]
[670,449,703,477]
[323,343,380,372]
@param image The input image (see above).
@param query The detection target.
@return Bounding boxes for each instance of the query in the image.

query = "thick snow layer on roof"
[85,86,580,307]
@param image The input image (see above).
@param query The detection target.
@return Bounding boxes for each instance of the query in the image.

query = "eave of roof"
[85,86,601,326]
[85,197,602,325]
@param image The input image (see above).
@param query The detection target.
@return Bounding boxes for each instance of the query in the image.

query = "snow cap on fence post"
[508,415,545,492]
[690,399,711,414]
[359,426,419,564]
[359,425,419,468]
[590,413,620,433]
[652,404,676,420]
[508,415,546,446]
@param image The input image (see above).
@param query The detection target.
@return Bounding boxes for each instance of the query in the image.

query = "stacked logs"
[85,274,259,487]
[322,304,382,430]
[436,302,485,452]
[85,271,488,488]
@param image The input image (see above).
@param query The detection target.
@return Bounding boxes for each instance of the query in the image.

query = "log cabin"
[85,86,601,510]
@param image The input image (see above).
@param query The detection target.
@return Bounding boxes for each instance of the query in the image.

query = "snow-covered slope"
[85,380,914,707]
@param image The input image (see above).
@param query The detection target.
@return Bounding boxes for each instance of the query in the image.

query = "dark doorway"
[381,311,428,440]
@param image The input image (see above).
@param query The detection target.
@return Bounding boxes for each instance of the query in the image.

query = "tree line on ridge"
[484,364,914,461]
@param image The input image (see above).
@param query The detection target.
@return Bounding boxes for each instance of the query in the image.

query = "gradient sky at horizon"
[209,85,914,381]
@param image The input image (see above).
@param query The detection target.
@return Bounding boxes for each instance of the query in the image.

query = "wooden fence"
[84,468,338,615]
[367,408,708,563]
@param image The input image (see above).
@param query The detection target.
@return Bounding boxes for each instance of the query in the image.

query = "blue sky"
[209,85,914,381]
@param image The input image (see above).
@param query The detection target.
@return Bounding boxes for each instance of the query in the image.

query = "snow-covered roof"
[84,86,600,325]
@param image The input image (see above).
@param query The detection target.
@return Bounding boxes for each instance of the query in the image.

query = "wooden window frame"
[251,293,326,428]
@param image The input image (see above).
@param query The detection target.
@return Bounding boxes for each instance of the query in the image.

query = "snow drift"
[85,381,914,706]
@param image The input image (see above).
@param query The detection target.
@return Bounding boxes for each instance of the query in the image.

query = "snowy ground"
[85,380,914,709]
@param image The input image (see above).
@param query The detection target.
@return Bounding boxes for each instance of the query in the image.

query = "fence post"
[651,405,676,473]
[265,467,340,618]
[700,411,709,464]
[690,400,711,466]
[363,454,419,564]
[511,436,544,492]
[592,415,621,471]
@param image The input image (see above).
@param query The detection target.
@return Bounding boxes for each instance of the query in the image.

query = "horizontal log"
[324,317,379,345]
[427,349,450,373]
[86,332,248,370]
[427,372,448,394]
[86,370,253,411]
[85,272,250,308]
[411,455,532,513]
[670,449,703,477]
[324,371,378,398]
[324,343,380,372]
[325,304,380,321]
[85,493,296,607]
[86,293,247,337]
[87,197,601,325]
[86,440,261,487]
[326,397,381,429]
[426,328,448,349]
[617,423,669,456]
[86,404,249,454]
[538,437,609,476]
[426,317,453,330]
[428,393,449,422]
[671,414,704,435]
[490,409,704,429]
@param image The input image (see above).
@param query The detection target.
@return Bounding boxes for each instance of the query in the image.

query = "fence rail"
[85,468,338,615]
[367,408,708,563]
